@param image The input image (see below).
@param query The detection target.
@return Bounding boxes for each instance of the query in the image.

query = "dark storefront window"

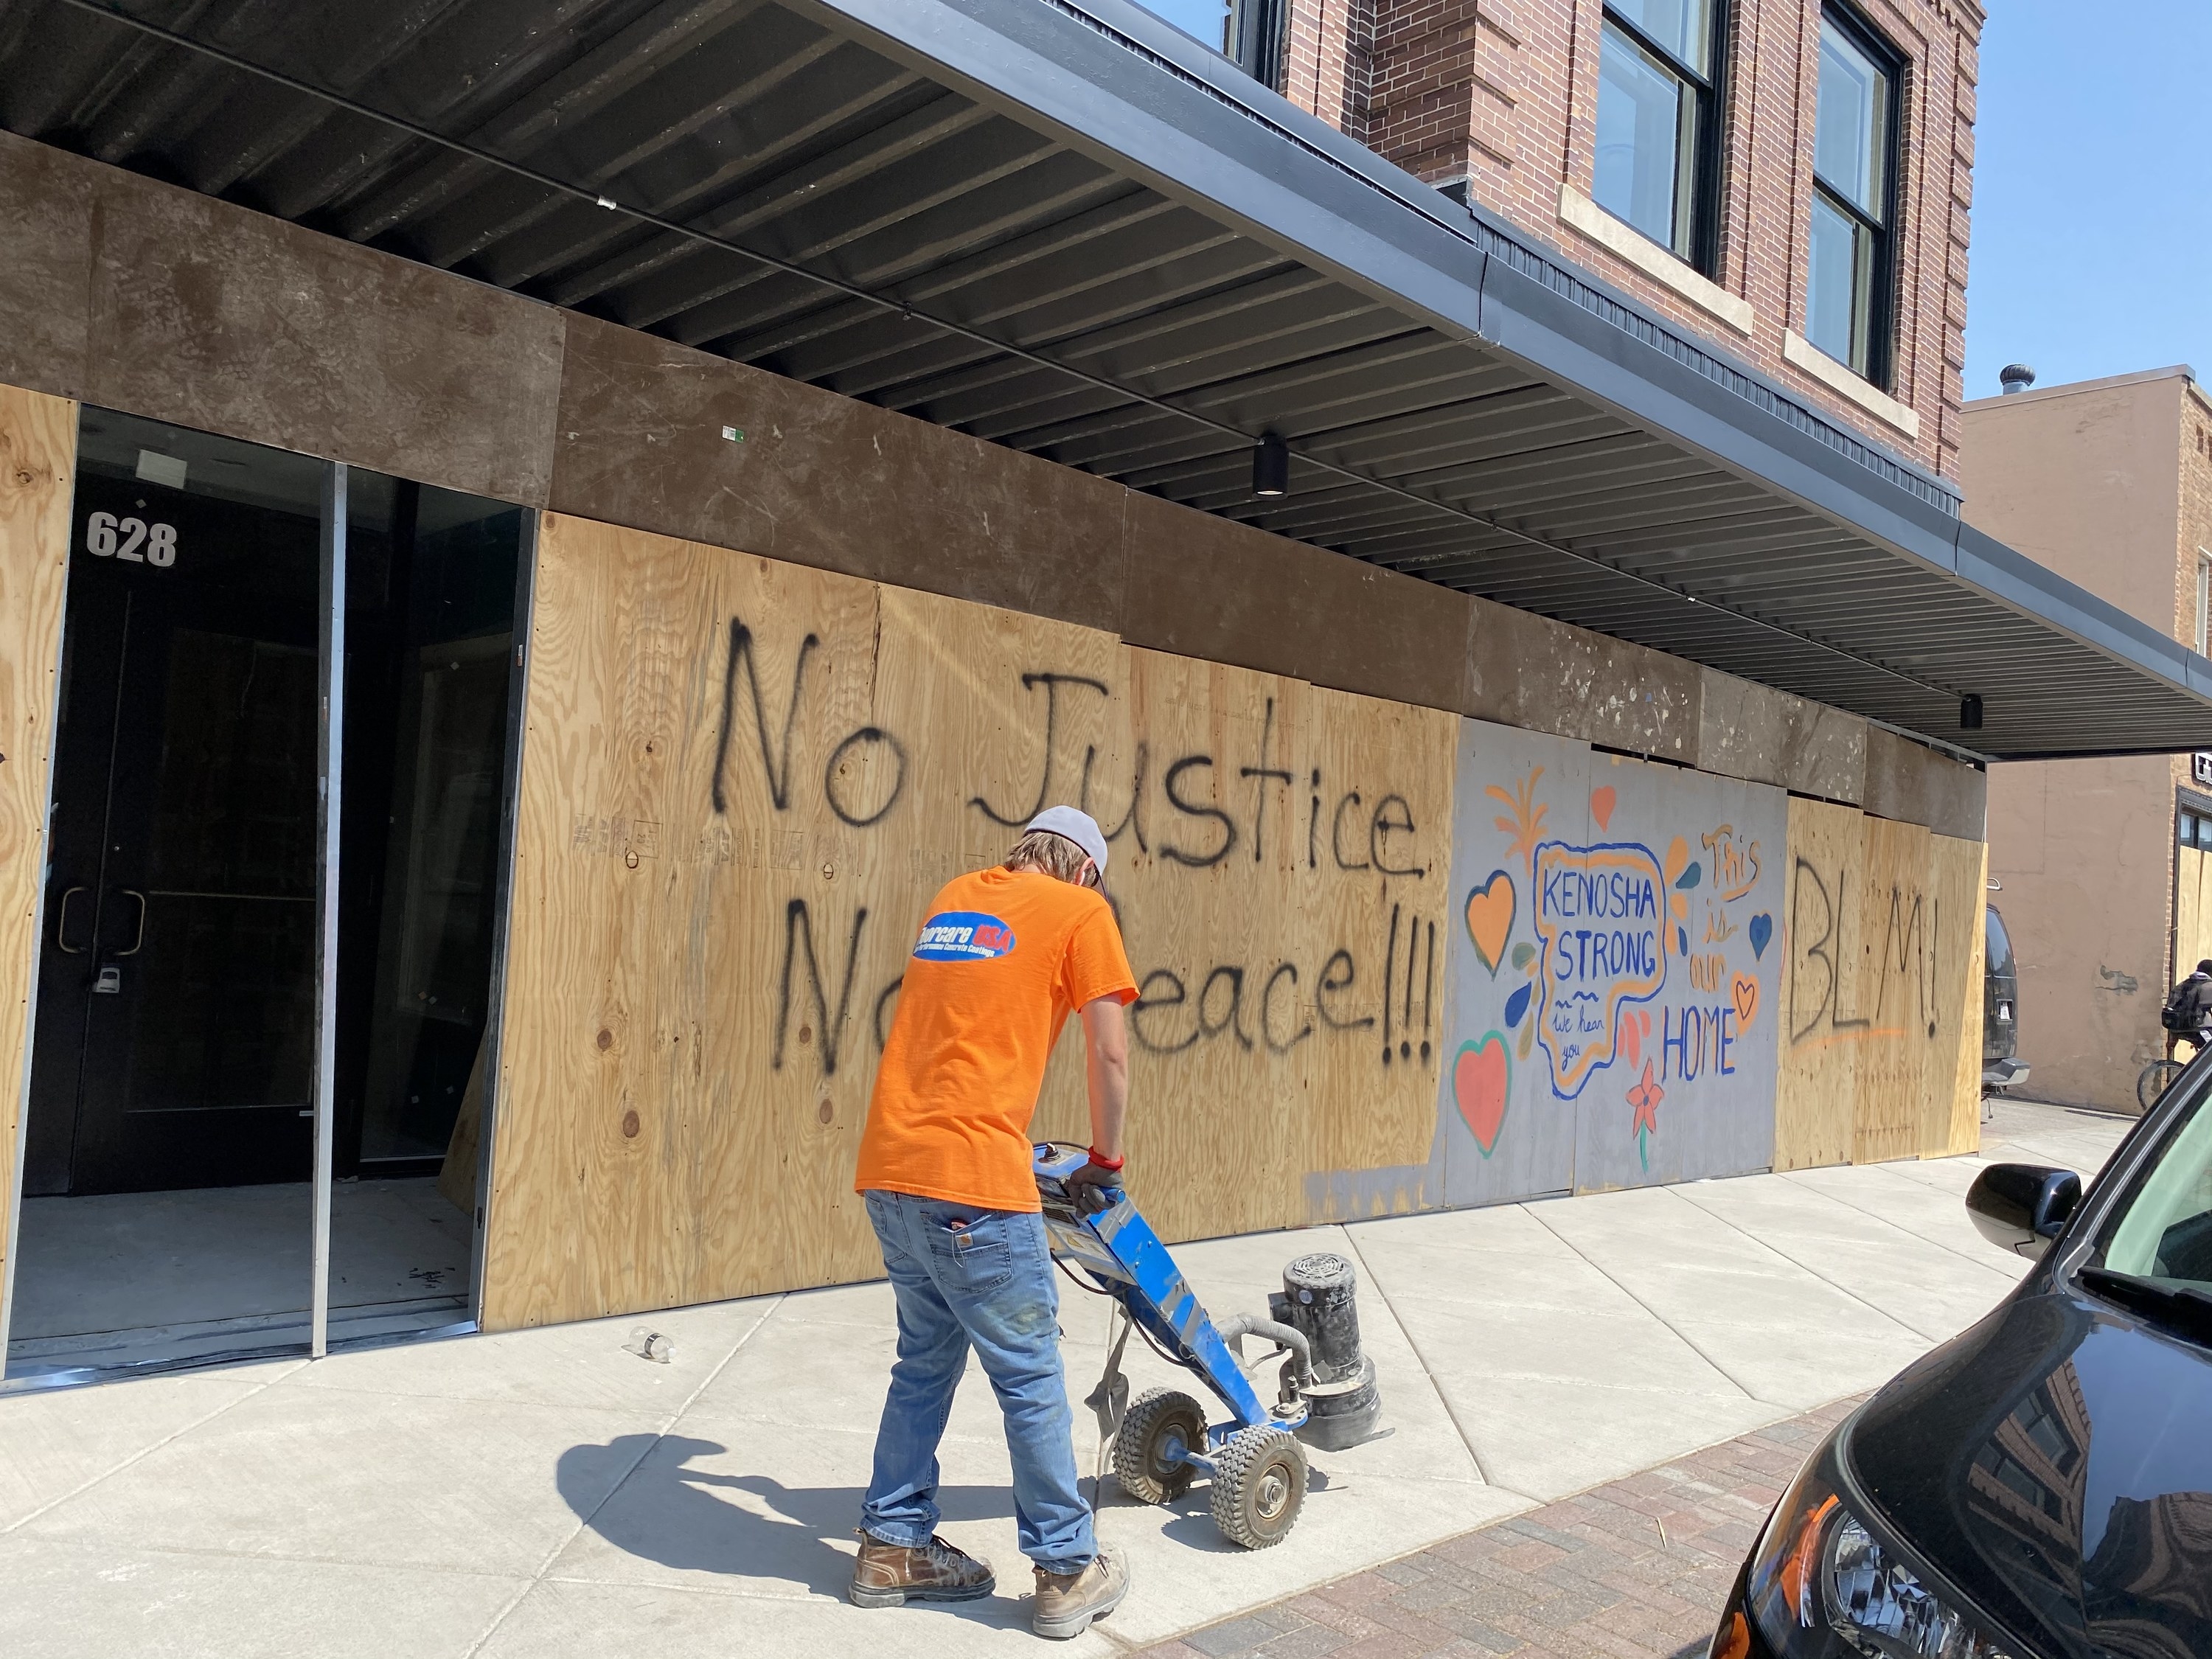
[9,408,529,1381]
[1593,0,1728,273]
[1806,6,1902,384]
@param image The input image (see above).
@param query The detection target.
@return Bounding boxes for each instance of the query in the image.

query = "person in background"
[2161,958,2212,1051]
[848,805,1138,1641]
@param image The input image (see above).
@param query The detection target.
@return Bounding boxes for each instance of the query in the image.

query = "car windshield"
[2088,1080,2212,1290]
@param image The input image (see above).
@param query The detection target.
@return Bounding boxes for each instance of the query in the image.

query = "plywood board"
[1570,751,1785,1191]
[1436,718,1591,1208]
[1775,799,1986,1170]
[1433,723,1786,1202]
[1851,814,1935,1166]
[1927,833,1986,1158]
[1300,680,1455,1193]
[2177,845,2212,982]
[437,1034,487,1216]
[484,516,1454,1329]
[1774,796,1868,1170]
[0,386,74,1318]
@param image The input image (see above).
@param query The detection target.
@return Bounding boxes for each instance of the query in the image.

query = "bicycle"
[2138,1030,2205,1111]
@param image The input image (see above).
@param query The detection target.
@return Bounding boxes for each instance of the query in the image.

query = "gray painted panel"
[1434,720,1784,1206]
[1437,720,1590,1205]
[1567,753,1783,1190]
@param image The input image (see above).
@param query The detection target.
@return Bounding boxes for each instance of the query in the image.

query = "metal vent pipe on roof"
[1999,364,2036,394]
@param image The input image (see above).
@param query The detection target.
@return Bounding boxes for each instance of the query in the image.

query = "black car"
[1708,1076,2212,1659]
[1983,905,2028,1093]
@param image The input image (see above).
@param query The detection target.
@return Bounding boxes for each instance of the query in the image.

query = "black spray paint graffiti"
[773,899,869,1075]
[712,616,908,828]
[1124,892,1438,1065]
[1787,857,1941,1046]
[967,673,1150,852]
[707,615,1438,1079]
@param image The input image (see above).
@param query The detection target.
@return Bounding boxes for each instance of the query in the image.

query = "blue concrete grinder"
[1033,1141,1382,1550]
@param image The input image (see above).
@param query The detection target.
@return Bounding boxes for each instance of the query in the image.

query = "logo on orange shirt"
[913,911,1018,961]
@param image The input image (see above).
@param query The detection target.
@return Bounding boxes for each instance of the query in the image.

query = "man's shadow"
[557,1433,1025,1600]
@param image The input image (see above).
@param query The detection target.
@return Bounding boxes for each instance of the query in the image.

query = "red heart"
[1453,1034,1510,1156]
[1590,786,1616,830]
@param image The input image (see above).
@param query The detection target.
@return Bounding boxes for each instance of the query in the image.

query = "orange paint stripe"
[1794,1027,1909,1051]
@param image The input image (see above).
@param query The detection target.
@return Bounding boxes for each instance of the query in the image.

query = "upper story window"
[1806,8,1902,385]
[1134,0,1285,88]
[1593,0,1728,274]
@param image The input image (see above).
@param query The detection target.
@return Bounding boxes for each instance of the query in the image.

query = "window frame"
[1595,0,1733,276]
[1226,0,1288,91]
[1807,2,1905,388]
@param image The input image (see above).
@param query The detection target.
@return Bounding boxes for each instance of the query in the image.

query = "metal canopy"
[7,0,2208,759]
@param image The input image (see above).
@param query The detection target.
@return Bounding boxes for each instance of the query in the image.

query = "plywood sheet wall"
[1927,834,1987,1158]
[1774,797,1864,1171]
[1774,797,1985,1171]
[2175,844,2212,985]
[0,387,74,1312]
[482,518,1454,1330]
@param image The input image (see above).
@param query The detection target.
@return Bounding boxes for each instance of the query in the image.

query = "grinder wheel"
[1209,1424,1307,1549]
[1113,1387,1207,1505]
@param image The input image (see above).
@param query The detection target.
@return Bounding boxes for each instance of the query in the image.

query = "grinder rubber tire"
[1113,1388,1207,1504]
[1209,1425,1307,1549]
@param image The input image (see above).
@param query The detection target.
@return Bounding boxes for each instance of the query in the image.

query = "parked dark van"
[1983,903,2028,1093]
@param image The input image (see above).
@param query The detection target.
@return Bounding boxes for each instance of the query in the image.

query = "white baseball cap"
[1026,805,1110,879]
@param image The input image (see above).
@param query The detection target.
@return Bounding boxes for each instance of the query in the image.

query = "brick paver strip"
[1129,1397,1865,1659]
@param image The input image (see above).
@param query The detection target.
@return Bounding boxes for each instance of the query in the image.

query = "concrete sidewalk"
[0,1100,2132,1658]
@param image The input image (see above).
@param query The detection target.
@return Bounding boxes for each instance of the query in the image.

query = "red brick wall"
[1278,0,1983,479]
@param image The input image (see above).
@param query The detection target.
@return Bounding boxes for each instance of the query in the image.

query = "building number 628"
[86,511,178,567]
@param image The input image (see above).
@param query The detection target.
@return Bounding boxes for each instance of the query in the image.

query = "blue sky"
[1949,1,2208,399]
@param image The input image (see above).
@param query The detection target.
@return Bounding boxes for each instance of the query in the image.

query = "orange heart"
[1453,1034,1510,1155]
[1732,973,1759,1031]
[1465,870,1515,977]
[1590,786,1616,830]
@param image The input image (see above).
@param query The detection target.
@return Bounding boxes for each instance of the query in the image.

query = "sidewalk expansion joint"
[1335,1222,1502,1489]
[459,1292,787,1659]
[1523,1197,1768,1404]
[1,1357,310,1538]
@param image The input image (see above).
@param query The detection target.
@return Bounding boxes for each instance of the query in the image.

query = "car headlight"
[1740,1444,2017,1659]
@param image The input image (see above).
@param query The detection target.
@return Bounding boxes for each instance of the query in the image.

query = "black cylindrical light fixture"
[1253,433,1290,498]
[1960,694,1984,731]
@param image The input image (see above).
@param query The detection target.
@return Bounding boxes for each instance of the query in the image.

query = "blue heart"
[1748,913,1773,960]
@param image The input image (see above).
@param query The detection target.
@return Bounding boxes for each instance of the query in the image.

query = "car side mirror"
[1966,1164,2083,1260]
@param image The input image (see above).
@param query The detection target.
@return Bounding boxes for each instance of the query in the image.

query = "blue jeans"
[860,1189,1093,1574]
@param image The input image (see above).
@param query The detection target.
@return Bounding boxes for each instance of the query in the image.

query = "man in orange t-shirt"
[849,806,1138,1641]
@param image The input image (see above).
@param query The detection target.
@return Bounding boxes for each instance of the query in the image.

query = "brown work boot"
[847,1531,995,1607]
[1032,1545,1130,1640]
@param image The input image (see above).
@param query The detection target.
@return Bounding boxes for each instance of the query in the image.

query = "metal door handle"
[55,885,88,953]
[116,890,147,956]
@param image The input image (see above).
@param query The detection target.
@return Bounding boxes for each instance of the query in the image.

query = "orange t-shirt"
[855,866,1138,1212]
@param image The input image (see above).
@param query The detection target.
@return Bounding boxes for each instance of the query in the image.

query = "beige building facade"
[1963,366,2212,1110]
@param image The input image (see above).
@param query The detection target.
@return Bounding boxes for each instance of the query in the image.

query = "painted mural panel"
[1436,720,1785,1203]
[1438,720,1587,1206]
[1569,752,1783,1190]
